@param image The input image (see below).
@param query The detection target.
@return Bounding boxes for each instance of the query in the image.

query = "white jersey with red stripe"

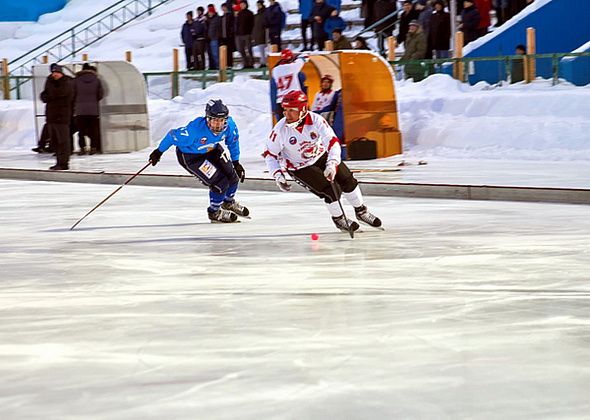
[311,89,336,112]
[272,58,307,104]
[263,111,342,178]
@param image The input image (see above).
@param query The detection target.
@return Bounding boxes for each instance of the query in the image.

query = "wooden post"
[453,31,464,82]
[125,51,132,62]
[82,53,89,61]
[2,58,9,100]
[387,36,396,61]
[219,45,227,82]
[270,44,279,53]
[324,40,334,52]
[42,55,49,64]
[171,48,179,98]
[525,27,536,83]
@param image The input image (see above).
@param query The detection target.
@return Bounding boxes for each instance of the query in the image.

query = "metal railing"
[3,52,588,100]
[8,0,173,79]
[391,52,590,85]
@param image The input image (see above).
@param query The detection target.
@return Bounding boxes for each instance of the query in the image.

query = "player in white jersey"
[263,90,382,232]
[270,48,309,121]
[311,74,337,113]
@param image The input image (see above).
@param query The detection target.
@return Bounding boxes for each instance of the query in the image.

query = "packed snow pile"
[2,73,589,162]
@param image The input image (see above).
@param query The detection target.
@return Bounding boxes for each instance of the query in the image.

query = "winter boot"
[332,215,360,233]
[355,205,382,227]
[221,200,250,217]
[208,208,238,223]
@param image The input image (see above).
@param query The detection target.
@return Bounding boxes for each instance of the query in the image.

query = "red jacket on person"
[474,0,491,30]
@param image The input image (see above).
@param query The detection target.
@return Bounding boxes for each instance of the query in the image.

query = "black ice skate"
[355,205,382,228]
[332,215,360,233]
[221,200,250,217]
[208,208,238,223]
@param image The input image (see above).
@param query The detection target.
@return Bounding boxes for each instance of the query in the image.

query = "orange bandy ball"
[311,233,319,241]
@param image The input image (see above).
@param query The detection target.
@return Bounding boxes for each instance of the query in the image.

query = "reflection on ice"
[1,180,589,419]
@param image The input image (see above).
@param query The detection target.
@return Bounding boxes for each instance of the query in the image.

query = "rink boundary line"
[1,168,590,205]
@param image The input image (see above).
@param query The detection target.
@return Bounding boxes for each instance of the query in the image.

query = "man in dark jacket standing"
[193,7,208,70]
[397,0,419,45]
[220,3,236,67]
[264,0,285,49]
[206,5,221,70]
[430,0,451,58]
[41,64,74,170]
[253,1,267,67]
[460,0,481,45]
[73,63,104,155]
[310,0,334,51]
[236,1,255,68]
[181,11,197,70]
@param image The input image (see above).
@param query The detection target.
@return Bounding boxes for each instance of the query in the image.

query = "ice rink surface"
[1,180,589,419]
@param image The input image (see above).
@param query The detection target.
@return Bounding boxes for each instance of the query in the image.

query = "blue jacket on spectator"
[326,0,341,12]
[264,2,285,34]
[299,0,313,19]
[324,15,346,40]
[181,21,198,48]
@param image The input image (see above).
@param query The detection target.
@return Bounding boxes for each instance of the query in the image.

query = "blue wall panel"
[465,0,590,84]
[0,0,67,22]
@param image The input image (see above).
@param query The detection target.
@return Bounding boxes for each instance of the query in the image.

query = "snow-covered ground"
[1,74,589,189]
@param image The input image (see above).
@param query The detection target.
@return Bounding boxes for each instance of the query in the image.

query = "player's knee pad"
[339,175,358,194]
[320,184,339,204]
[209,176,230,194]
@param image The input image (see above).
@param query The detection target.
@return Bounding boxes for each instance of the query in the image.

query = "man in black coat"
[252,1,267,67]
[180,11,197,70]
[430,0,451,58]
[264,0,285,49]
[460,0,481,45]
[236,0,255,68]
[193,7,208,70]
[220,3,235,67]
[41,64,74,170]
[73,63,104,155]
[373,0,397,55]
[397,0,419,45]
[310,0,334,51]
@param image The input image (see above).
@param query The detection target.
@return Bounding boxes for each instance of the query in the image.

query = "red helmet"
[280,48,294,62]
[321,74,335,83]
[281,90,308,109]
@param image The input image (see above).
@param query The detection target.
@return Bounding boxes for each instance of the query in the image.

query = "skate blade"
[209,219,240,224]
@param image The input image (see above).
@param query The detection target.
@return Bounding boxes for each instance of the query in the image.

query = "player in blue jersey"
[148,99,249,223]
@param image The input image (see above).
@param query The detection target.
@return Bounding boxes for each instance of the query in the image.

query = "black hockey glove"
[233,160,245,183]
[149,148,163,166]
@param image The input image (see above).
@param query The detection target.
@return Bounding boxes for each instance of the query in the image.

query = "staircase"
[8,0,174,77]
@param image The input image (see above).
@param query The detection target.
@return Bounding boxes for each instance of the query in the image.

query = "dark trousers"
[38,123,52,150]
[301,19,311,50]
[176,146,238,194]
[76,115,101,152]
[288,153,358,204]
[269,32,281,50]
[192,39,207,70]
[184,45,194,70]
[236,35,254,68]
[312,24,327,51]
[220,38,235,67]
[48,123,71,167]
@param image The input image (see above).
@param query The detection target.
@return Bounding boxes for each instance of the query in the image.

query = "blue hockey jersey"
[157,116,240,161]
